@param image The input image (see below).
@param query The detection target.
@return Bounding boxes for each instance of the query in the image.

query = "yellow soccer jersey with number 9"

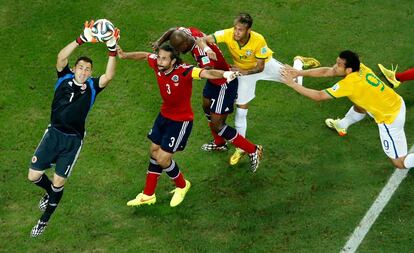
[213,28,273,70]
[324,63,402,124]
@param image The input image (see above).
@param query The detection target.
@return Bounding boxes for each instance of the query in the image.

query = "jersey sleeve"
[324,80,354,98]
[213,28,231,44]
[57,64,72,78]
[255,37,270,59]
[92,77,104,94]
[191,67,203,80]
[147,54,157,70]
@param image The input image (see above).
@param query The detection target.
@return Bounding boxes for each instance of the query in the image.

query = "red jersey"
[147,54,202,121]
[177,27,230,86]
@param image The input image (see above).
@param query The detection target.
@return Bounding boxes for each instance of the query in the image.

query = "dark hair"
[235,13,253,28]
[339,50,360,72]
[75,56,93,67]
[158,42,182,65]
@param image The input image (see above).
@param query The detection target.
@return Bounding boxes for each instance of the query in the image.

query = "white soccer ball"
[91,19,115,42]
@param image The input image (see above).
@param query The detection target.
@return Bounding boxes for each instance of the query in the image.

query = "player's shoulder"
[250,30,266,41]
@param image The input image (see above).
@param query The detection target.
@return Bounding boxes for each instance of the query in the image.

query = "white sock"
[235,108,248,137]
[403,153,414,168]
[293,59,304,85]
[338,106,366,129]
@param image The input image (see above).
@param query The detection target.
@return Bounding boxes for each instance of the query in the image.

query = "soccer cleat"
[378,63,401,88]
[38,193,49,212]
[127,192,156,207]
[325,118,347,136]
[294,56,321,69]
[229,148,246,165]
[170,180,191,207]
[201,141,229,152]
[249,145,263,173]
[30,220,48,238]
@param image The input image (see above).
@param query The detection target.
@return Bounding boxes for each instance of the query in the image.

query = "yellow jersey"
[324,63,402,124]
[213,28,273,70]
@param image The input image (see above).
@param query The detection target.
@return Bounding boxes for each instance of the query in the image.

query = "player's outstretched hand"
[150,41,160,52]
[223,71,241,82]
[106,28,120,56]
[280,68,297,87]
[77,20,97,44]
[283,64,300,78]
[117,45,126,59]
[206,50,217,61]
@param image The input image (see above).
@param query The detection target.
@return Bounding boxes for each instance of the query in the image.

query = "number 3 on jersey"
[166,84,171,94]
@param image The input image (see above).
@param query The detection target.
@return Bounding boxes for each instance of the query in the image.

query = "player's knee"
[391,158,405,169]
[53,174,66,187]
[157,156,172,168]
[210,120,225,133]
[28,169,42,182]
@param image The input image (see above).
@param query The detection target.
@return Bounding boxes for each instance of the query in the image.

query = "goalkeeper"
[27,20,119,237]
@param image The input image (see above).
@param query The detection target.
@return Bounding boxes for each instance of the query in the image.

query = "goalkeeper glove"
[76,20,97,45]
[106,28,120,56]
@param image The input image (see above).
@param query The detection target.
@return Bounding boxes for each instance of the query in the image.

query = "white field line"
[340,146,413,253]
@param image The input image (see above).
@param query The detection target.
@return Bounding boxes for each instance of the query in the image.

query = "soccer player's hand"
[151,41,160,52]
[77,20,97,44]
[223,71,241,82]
[280,68,297,87]
[283,64,300,78]
[116,45,126,59]
[106,28,120,56]
[206,50,217,61]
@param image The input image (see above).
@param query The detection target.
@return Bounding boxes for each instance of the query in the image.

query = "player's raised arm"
[152,27,177,51]
[57,20,96,71]
[199,69,239,82]
[117,46,151,61]
[195,35,217,61]
[99,28,120,88]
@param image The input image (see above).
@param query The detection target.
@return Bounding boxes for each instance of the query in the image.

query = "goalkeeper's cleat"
[249,145,263,173]
[30,220,48,238]
[378,64,401,88]
[170,180,191,207]
[201,141,229,152]
[38,193,49,212]
[127,192,156,207]
[294,56,321,69]
[229,148,246,165]
[325,118,347,136]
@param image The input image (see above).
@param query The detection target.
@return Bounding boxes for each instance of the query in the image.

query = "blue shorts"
[31,126,83,178]
[202,79,238,115]
[148,113,193,153]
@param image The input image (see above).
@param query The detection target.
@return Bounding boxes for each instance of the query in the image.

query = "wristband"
[76,37,84,45]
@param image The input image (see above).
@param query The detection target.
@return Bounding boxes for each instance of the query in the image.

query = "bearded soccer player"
[282,50,414,170]
[117,43,240,207]
[153,27,263,172]
[197,13,320,166]
[28,21,119,237]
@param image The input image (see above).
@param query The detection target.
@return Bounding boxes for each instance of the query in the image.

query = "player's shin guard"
[403,153,414,169]
[40,184,64,222]
[164,160,186,188]
[338,106,366,129]
[143,157,162,196]
[235,108,248,137]
[32,174,52,194]
[219,125,256,154]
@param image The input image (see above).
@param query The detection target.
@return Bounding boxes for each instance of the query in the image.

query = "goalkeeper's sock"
[396,67,414,82]
[338,106,366,129]
[32,174,52,195]
[40,185,64,222]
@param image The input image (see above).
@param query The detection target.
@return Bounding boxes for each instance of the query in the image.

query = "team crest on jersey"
[172,75,179,82]
[332,83,340,91]
[31,156,37,163]
[201,56,211,65]
[245,50,253,56]
[261,46,268,55]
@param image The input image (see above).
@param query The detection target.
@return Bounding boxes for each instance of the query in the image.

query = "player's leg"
[31,131,82,238]
[292,56,321,85]
[325,105,367,136]
[201,95,227,150]
[157,118,192,207]
[378,99,414,169]
[395,67,414,82]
